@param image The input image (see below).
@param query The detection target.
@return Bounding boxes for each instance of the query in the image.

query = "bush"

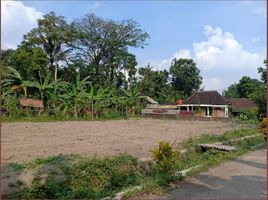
[68,154,143,199]
[239,108,258,122]
[151,141,179,174]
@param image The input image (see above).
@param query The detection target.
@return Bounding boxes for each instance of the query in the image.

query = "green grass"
[3,113,142,123]
[4,128,265,199]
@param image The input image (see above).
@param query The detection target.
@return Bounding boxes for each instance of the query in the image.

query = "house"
[178,90,229,118]
[227,98,256,116]
[141,91,229,118]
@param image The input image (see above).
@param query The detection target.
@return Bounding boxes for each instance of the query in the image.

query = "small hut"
[20,98,44,115]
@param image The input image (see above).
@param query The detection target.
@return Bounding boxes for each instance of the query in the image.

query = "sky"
[2,0,267,91]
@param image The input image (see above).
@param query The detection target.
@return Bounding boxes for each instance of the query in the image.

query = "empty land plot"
[2,118,241,163]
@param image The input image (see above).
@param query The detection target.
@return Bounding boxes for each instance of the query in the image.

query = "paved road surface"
[131,149,266,200]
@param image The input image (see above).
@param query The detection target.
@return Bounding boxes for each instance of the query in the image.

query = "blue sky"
[2,1,266,91]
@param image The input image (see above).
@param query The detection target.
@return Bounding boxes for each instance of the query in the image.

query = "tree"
[2,44,48,81]
[169,58,202,97]
[138,64,174,102]
[223,84,239,98]
[236,76,262,98]
[224,74,266,118]
[71,13,149,87]
[224,76,262,98]
[258,60,267,84]
[24,12,73,80]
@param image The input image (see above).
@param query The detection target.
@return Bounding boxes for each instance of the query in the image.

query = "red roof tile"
[228,98,256,112]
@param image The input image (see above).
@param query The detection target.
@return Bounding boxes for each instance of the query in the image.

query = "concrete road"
[131,149,267,200]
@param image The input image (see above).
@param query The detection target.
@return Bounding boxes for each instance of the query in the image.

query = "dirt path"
[2,118,239,163]
[130,149,266,200]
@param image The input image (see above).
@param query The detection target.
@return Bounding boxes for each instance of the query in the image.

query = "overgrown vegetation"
[224,60,267,118]
[1,11,203,121]
[2,11,266,121]
[3,128,265,199]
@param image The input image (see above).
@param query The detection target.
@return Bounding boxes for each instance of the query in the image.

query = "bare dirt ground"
[2,118,241,163]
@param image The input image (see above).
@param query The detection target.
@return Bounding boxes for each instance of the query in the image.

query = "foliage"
[258,60,267,84]
[224,72,266,118]
[138,65,176,102]
[70,13,149,88]
[169,58,202,97]
[2,44,48,81]
[24,11,73,80]
[224,76,262,98]
[1,10,265,121]
[19,154,143,199]
[151,141,179,174]
[238,108,258,122]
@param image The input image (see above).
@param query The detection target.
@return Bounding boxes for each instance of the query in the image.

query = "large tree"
[138,64,174,102]
[2,43,48,82]
[24,12,73,80]
[258,60,267,84]
[71,13,149,87]
[169,58,202,97]
[224,76,262,98]
[224,73,266,117]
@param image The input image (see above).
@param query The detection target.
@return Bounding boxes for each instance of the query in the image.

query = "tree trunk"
[74,105,78,120]
[54,60,58,81]
[91,100,94,119]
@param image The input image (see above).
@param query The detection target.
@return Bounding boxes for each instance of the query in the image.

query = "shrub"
[151,141,179,174]
[239,108,258,122]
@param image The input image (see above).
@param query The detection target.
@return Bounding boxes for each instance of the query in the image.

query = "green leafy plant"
[151,141,179,174]
[239,108,258,122]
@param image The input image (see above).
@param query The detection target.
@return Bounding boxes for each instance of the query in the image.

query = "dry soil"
[2,118,240,163]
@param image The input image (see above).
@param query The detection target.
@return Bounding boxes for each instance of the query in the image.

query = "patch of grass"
[8,163,26,172]
[3,113,141,123]
[16,154,145,199]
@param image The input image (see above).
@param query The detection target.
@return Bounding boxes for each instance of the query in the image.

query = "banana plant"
[61,74,91,119]
[123,84,145,116]
[2,66,30,97]
[47,80,70,111]
[24,71,55,102]
[88,84,96,119]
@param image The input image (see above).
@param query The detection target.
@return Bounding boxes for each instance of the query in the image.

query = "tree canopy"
[169,58,202,97]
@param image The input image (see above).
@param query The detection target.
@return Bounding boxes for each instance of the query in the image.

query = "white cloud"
[194,25,261,71]
[2,1,43,49]
[145,26,264,90]
[202,76,227,92]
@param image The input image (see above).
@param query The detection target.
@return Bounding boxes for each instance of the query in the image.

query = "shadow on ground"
[168,174,266,200]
